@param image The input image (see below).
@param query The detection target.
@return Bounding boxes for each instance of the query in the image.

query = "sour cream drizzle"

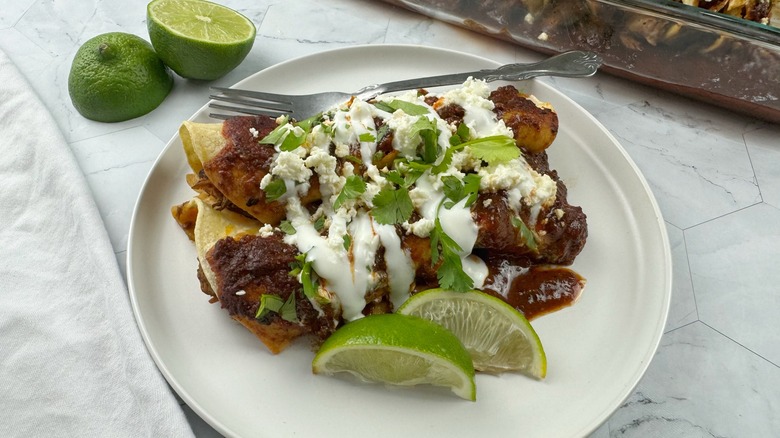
[269,79,553,321]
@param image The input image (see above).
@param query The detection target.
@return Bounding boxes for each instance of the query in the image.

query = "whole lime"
[147,0,256,81]
[68,32,173,123]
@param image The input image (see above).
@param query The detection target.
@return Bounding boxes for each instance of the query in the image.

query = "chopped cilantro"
[359,132,376,143]
[255,292,297,323]
[264,178,287,202]
[313,215,326,232]
[376,124,390,142]
[459,135,519,164]
[289,253,327,304]
[344,154,363,165]
[279,220,296,235]
[373,99,429,116]
[408,117,439,163]
[296,113,322,132]
[441,174,481,209]
[431,147,455,174]
[511,216,538,251]
[384,168,423,189]
[449,122,472,147]
[299,258,322,303]
[258,116,309,152]
[333,175,367,210]
[279,127,306,151]
[372,186,414,225]
[429,218,473,292]
[342,234,352,251]
[258,120,289,145]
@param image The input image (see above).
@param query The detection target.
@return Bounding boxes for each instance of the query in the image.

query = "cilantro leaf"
[295,113,322,132]
[313,215,326,232]
[342,234,352,251]
[279,220,296,235]
[449,122,471,146]
[264,178,287,202]
[441,174,481,209]
[279,127,306,151]
[258,117,290,145]
[258,118,308,152]
[432,146,455,174]
[374,99,429,116]
[459,135,519,164]
[289,253,327,304]
[385,168,424,189]
[437,251,474,293]
[255,292,298,323]
[359,132,376,143]
[408,117,439,164]
[429,218,473,292]
[511,216,538,251]
[344,154,363,165]
[300,259,323,303]
[333,175,367,210]
[372,186,414,225]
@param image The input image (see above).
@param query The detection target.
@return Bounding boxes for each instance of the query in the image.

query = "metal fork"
[208,50,602,120]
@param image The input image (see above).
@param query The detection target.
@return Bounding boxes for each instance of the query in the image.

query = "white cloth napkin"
[0,51,194,437]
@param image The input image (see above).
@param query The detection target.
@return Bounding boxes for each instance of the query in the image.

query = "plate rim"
[127,43,672,438]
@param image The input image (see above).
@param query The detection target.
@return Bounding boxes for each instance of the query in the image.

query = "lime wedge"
[397,289,547,377]
[312,314,476,401]
[147,0,256,80]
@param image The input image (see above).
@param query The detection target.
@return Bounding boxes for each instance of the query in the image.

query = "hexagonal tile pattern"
[597,100,761,229]
[607,322,780,436]
[0,0,36,30]
[745,124,780,209]
[665,223,697,332]
[685,203,780,367]
[69,127,166,252]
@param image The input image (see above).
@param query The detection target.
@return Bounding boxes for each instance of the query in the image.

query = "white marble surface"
[2,0,779,436]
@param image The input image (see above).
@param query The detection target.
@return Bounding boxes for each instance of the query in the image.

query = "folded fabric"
[0,50,194,437]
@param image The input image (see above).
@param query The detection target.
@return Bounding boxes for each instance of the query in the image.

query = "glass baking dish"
[380,0,780,123]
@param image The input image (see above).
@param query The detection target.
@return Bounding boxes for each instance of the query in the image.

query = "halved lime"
[397,289,547,377]
[68,32,173,122]
[312,314,476,400]
[147,0,256,80]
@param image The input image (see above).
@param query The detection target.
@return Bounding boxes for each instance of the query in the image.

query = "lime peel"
[398,288,547,378]
[68,32,173,123]
[147,0,256,80]
[312,314,476,401]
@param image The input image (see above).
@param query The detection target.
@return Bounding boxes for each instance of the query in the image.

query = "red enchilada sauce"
[479,253,585,320]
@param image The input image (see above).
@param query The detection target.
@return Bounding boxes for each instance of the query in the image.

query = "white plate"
[128,45,671,438]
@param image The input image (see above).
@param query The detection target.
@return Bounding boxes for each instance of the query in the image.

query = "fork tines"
[209,86,293,119]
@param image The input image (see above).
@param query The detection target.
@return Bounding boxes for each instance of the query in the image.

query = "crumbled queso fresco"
[255,78,557,321]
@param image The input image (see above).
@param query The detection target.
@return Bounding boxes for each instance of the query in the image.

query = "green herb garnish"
[459,135,519,164]
[342,234,352,251]
[374,99,430,116]
[429,218,473,292]
[258,117,290,145]
[255,292,297,323]
[344,154,363,165]
[441,174,481,209]
[313,215,326,232]
[263,178,287,202]
[449,123,472,147]
[359,132,376,143]
[333,175,367,210]
[511,216,538,251]
[372,186,414,225]
[289,253,327,304]
[279,220,296,235]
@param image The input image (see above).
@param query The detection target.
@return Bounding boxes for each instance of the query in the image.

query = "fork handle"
[355,51,602,99]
